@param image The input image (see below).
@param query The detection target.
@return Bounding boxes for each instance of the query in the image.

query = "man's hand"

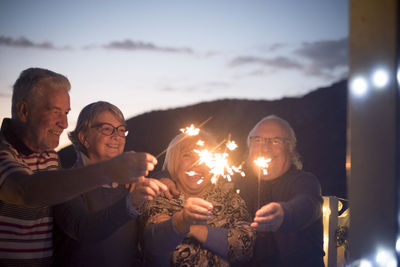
[251,202,284,232]
[104,151,157,184]
[130,177,168,207]
[159,177,180,199]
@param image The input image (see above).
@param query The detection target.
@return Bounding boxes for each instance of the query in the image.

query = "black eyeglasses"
[91,123,128,137]
[249,136,289,146]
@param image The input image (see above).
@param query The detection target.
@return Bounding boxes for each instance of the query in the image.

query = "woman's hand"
[130,177,168,207]
[173,197,213,233]
[159,177,180,199]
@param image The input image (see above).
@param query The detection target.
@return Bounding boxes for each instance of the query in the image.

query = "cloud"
[103,39,194,54]
[229,56,302,70]
[0,36,71,50]
[228,37,348,80]
[294,37,348,77]
[260,43,288,52]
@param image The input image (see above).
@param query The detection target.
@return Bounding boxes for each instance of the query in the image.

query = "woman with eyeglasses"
[53,101,167,267]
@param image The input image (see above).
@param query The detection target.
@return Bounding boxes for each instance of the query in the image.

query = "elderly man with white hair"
[233,114,324,267]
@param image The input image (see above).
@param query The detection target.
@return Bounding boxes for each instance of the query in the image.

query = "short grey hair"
[247,114,303,170]
[12,68,71,119]
[69,101,126,154]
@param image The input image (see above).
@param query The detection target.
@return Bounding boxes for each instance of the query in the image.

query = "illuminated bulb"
[396,237,400,253]
[397,69,400,85]
[236,189,240,194]
[360,259,372,267]
[372,68,389,88]
[376,248,396,266]
[338,200,343,212]
[323,235,329,248]
[351,76,368,96]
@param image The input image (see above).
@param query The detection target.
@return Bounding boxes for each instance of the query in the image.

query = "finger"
[256,204,278,217]
[170,183,180,196]
[161,189,173,200]
[253,214,276,223]
[133,152,158,166]
[186,203,212,217]
[149,179,168,192]
[189,198,213,211]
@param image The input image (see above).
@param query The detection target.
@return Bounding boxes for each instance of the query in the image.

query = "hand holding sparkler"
[251,202,284,232]
[130,177,168,208]
[173,197,213,233]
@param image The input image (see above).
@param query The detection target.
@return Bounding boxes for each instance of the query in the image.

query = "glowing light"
[376,248,396,266]
[254,157,271,175]
[372,68,389,88]
[196,140,204,146]
[180,124,200,136]
[193,139,244,184]
[396,237,400,253]
[351,76,368,96]
[236,189,240,194]
[359,259,372,267]
[397,69,400,86]
[226,141,238,151]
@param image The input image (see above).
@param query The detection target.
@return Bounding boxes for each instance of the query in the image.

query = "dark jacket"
[233,166,325,267]
[52,152,141,267]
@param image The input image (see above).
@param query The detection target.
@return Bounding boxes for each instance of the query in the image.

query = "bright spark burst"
[226,141,238,151]
[180,124,200,136]
[254,157,271,175]
[196,140,205,146]
[194,145,243,184]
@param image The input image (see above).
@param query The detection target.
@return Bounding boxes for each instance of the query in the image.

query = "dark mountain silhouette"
[58,80,347,198]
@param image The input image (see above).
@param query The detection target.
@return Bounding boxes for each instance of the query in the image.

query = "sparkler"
[192,137,243,185]
[254,156,271,209]
[156,117,212,159]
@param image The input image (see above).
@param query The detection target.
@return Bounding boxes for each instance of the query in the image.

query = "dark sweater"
[233,166,325,267]
[52,153,141,267]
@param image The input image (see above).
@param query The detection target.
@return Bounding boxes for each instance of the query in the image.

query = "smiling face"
[24,85,70,152]
[175,143,211,197]
[80,110,126,163]
[248,118,293,180]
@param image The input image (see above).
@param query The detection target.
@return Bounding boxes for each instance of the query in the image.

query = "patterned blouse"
[140,182,255,266]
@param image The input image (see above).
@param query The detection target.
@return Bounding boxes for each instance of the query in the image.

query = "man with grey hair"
[0,68,157,266]
[233,115,324,266]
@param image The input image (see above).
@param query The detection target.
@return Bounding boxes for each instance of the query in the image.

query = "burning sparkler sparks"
[193,141,243,184]
[196,140,205,146]
[226,140,238,151]
[254,157,271,175]
[254,156,271,209]
[180,124,200,136]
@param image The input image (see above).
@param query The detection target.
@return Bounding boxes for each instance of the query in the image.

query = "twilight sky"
[0,0,349,149]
